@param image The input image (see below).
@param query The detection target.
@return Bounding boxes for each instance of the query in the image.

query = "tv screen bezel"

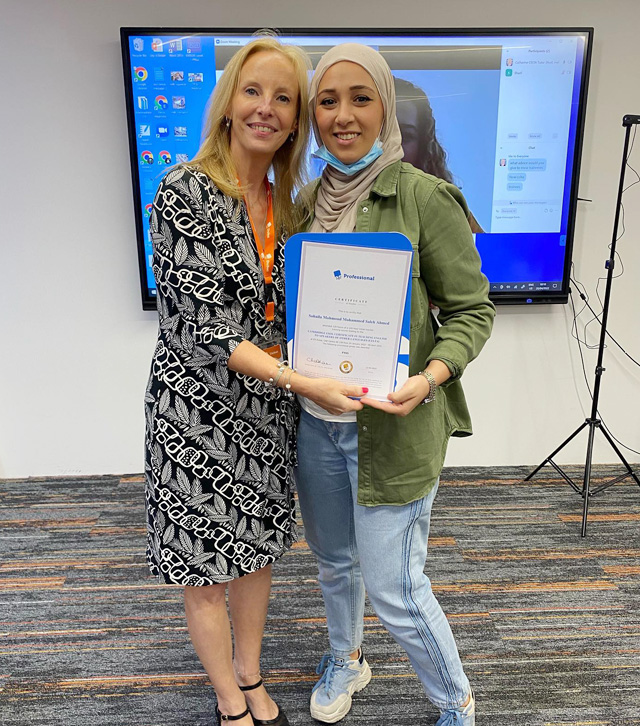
[120,26,593,310]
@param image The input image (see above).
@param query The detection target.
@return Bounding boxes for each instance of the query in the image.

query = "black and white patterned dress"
[144,166,298,586]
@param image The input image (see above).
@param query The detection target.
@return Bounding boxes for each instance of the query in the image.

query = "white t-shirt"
[298,395,357,423]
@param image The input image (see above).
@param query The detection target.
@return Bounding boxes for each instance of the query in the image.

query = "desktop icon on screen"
[138,124,151,137]
[159,150,172,165]
[188,72,203,83]
[137,96,148,110]
[176,153,189,163]
[134,66,148,82]
[174,126,187,137]
[168,40,183,53]
[156,124,169,138]
[172,96,186,110]
[133,38,144,52]
[171,71,184,82]
[154,95,169,111]
[141,150,154,165]
[186,37,202,53]
[154,67,165,82]
[152,38,163,52]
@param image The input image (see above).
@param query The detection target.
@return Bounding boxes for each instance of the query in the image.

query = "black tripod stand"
[525,114,640,537]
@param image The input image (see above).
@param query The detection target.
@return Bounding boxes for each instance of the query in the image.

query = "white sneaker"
[310,651,372,723]
[435,691,475,726]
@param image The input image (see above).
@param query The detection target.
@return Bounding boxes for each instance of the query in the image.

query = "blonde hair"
[189,36,311,236]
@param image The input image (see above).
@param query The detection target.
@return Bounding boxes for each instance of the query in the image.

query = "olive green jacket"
[300,161,495,505]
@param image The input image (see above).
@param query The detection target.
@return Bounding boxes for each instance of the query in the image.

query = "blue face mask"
[312,138,384,176]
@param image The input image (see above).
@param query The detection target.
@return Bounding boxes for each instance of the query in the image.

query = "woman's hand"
[360,375,431,417]
[361,361,451,416]
[301,377,368,416]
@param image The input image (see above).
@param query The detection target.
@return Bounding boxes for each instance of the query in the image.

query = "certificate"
[285,232,413,401]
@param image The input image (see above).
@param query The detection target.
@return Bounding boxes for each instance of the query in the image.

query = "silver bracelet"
[283,367,296,398]
[417,369,437,405]
[266,362,296,397]
[267,362,287,389]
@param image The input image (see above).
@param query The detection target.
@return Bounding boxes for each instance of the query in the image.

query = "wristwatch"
[417,369,438,405]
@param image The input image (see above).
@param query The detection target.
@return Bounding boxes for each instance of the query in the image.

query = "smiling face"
[228,50,299,167]
[314,61,384,165]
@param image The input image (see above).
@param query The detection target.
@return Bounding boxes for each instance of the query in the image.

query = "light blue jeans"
[296,408,472,713]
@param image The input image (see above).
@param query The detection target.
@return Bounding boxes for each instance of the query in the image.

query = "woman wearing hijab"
[294,44,495,726]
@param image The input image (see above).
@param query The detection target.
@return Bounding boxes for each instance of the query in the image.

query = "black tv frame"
[121,27,593,310]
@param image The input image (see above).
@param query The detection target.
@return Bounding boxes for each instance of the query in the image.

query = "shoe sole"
[310,661,372,724]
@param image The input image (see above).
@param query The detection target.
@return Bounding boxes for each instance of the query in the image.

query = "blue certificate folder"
[284,232,413,397]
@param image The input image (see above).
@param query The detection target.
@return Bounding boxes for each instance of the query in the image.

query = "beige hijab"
[309,44,404,233]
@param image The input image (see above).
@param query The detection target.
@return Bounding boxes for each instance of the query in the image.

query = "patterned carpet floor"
[1,465,639,725]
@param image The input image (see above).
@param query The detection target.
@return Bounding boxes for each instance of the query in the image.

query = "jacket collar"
[370,160,402,198]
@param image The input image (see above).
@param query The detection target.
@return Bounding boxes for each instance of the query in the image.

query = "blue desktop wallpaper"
[124,32,588,304]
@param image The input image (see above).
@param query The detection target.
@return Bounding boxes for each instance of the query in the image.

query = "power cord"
[568,286,640,457]
[568,124,640,457]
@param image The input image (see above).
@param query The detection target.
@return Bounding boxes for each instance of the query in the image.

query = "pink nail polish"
[362,387,369,394]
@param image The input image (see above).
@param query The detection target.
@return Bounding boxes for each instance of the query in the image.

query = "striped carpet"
[1,465,639,725]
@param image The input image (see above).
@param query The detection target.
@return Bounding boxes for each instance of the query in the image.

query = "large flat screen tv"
[121,27,592,310]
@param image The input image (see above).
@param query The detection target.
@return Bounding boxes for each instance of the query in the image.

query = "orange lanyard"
[244,178,275,322]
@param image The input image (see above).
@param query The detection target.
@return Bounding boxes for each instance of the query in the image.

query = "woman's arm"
[362,180,494,417]
[418,181,495,381]
[227,341,366,416]
[361,359,450,416]
[152,168,248,359]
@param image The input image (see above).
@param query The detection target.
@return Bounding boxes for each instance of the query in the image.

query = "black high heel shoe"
[215,705,251,725]
[239,680,290,726]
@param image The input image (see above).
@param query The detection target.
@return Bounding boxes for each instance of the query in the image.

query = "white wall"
[1,0,639,478]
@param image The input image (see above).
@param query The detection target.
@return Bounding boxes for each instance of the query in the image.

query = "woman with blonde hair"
[144,35,354,726]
